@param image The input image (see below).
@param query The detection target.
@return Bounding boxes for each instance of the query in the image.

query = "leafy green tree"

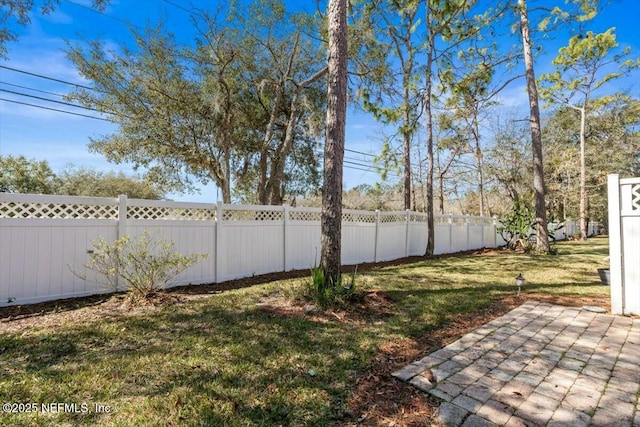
[0,155,57,193]
[484,116,534,214]
[357,0,422,210]
[543,97,640,228]
[225,0,327,205]
[55,166,165,199]
[505,0,603,251]
[433,113,473,214]
[343,182,401,210]
[67,26,238,201]
[538,27,640,239]
[66,1,325,204]
[421,0,495,255]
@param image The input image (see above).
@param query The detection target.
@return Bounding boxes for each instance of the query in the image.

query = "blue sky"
[0,0,638,202]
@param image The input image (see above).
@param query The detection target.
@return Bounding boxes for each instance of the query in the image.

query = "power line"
[162,0,197,15]
[317,153,400,177]
[318,151,399,175]
[0,88,103,113]
[343,164,382,174]
[0,65,96,91]
[343,159,379,170]
[64,0,130,25]
[0,81,66,98]
[345,147,378,158]
[0,98,111,121]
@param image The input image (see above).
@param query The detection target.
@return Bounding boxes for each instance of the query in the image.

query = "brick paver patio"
[392,301,640,426]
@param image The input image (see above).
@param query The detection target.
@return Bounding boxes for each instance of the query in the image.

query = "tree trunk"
[579,105,588,240]
[321,0,347,286]
[257,151,269,205]
[473,116,485,217]
[269,67,327,205]
[518,0,550,253]
[402,66,413,210]
[269,92,300,205]
[403,111,412,210]
[436,148,444,214]
[439,173,445,215]
[221,148,232,203]
[424,35,435,256]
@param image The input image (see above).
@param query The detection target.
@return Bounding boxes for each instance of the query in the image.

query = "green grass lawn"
[0,238,610,426]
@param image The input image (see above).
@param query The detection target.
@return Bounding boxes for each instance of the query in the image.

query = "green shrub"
[307,266,360,309]
[497,200,536,252]
[73,230,208,301]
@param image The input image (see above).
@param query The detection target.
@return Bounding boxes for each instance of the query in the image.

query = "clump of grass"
[303,266,364,309]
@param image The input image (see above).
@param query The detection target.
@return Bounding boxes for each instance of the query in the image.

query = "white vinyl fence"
[0,193,581,307]
[608,174,640,315]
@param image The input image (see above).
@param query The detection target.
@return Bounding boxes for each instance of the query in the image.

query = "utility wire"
[0,98,111,121]
[345,147,378,158]
[343,164,384,174]
[64,0,130,25]
[0,65,96,91]
[318,152,398,175]
[0,81,66,98]
[343,160,383,172]
[162,0,197,15]
[0,88,103,113]
[317,153,400,177]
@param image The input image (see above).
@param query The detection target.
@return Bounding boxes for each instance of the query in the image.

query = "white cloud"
[42,9,74,25]
[494,84,529,111]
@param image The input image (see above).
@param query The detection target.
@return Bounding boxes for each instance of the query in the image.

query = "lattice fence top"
[343,212,376,223]
[380,213,408,223]
[632,184,640,211]
[222,208,284,221]
[410,213,429,223]
[0,194,500,225]
[128,205,216,220]
[289,210,322,221]
[0,200,118,219]
[434,216,451,224]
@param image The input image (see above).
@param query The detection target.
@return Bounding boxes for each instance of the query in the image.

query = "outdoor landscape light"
[515,273,526,296]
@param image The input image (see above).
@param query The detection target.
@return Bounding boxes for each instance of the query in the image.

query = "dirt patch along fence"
[0,193,586,307]
[608,174,640,315]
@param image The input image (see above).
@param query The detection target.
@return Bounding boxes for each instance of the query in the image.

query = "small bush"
[498,200,535,251]
[306,266,361,309]
[73,230,208,301]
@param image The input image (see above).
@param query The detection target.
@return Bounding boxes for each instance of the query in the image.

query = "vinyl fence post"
[466,216,470,251]
[115,194,128,292]
[448,214,453,254]
[283,204,289,272]
[215,201,223,284]
[374,210,381,262]
[117,194,128,241]
[608,174,623,314]
[405,209,410,257]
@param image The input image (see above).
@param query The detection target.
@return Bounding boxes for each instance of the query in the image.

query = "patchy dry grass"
[0,238,610,426]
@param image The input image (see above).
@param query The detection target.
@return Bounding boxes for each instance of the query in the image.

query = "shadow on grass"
[0,301,382,426]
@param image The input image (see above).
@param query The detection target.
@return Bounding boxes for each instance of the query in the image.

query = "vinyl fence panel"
[608,174,640,315]
[1,192,587,307]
